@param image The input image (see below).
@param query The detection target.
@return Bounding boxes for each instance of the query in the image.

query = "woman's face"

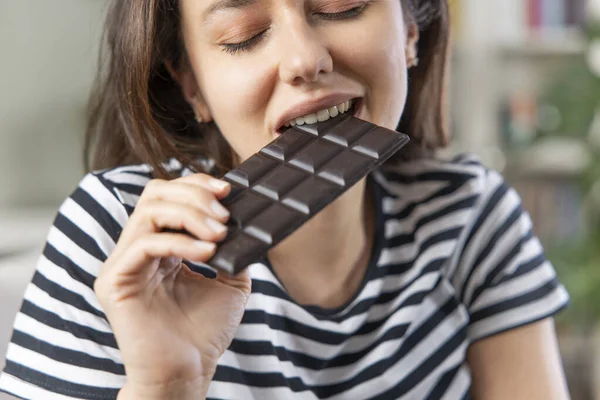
[177,0,417,162]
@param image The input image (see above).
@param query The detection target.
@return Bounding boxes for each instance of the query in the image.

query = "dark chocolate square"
[282,176,342,215]
[289,140,342,173]
[260,129,313,161]
[352,127,402,159]
[317,150,374,187]
[244,203,304,244]
[252,164,307,200]
[221,181,245,206]
[209,231,270,273]
[228,191,271,224]
[224,153,279,187]
[321,116,373,146]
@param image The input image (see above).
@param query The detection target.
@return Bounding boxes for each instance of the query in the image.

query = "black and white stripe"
[1,155,569,399]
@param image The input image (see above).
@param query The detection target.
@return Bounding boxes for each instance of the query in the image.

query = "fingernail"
[210,200,230,218]
[209,178,229,191]
[206,217,227,234]
[194,241,216,252]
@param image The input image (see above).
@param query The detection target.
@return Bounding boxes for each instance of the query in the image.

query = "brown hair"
[84,0,450,179]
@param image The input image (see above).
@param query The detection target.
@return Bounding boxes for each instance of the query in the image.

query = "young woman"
[0,0,571,399]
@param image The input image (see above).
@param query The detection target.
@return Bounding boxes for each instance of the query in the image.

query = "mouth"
[276,98,362,134]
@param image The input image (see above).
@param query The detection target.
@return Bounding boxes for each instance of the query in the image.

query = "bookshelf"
[448,0,591,248]
[505,137,592,178]
[449,4,600,398]
[448,6,600,396]
[449,0,588,165]
[498,27,586,58]
[451,27,585,64]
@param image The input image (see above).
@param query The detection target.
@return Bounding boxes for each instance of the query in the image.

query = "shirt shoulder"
[374,154,568,342]
[372,153,526,285]
[373,153,492,236]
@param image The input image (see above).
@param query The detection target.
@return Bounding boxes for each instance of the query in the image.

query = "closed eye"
[221,28,269,55]
[220,2,370,55]
[315,4,368,20]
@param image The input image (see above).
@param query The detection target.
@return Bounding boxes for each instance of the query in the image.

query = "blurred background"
[0,0,599,398]
[446,0,600,398]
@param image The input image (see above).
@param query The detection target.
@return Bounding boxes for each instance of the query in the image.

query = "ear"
[164,60,212,122]
[405,21,419,66]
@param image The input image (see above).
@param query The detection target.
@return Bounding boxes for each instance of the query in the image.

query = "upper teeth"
[284,100,354,127]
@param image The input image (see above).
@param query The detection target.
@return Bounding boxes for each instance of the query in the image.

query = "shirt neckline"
[261,173,386,318]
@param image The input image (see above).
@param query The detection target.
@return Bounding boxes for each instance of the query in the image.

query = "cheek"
[199,60,269,122]
[373,38,408,127]
[335,15,408,128]
[195,56,276,156]
[370,17,408,107]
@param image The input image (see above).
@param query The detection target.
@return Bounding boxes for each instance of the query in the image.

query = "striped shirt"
[0,154,569,399]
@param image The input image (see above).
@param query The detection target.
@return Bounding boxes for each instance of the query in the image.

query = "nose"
[278,21,333,85]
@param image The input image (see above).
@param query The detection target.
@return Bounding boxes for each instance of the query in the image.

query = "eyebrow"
[203,0,257,22]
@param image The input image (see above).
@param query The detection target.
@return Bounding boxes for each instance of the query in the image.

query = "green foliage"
[541,22,600,328]
[550,233,600,327]
[542,62,600,139]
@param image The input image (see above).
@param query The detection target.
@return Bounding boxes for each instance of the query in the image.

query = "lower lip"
[276,98,363,135]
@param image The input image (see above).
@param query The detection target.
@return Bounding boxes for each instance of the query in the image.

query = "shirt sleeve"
[0,173,128,400]
[453,168,570,343]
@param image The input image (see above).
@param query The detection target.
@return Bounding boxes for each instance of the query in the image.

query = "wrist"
[118,377,212,400]
[117,353,218,400]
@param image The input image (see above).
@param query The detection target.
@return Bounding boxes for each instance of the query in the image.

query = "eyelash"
[222,29,269,55]
[317,4,367,21]
[221,3,369,55]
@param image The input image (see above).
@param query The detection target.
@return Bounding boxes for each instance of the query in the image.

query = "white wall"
[0,0,108,208]
[1,3,108,398]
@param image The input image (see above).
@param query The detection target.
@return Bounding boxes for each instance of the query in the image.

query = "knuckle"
[188,206,207,220]
[181,173,214,189]
[126,234,152,258]
[138,200,165,222]
[187,183,212,201]
[145,178,166,192]
[190,172,211,181]
[130,199,152,221]
[136,234,156,251]
[138,199,158,214]
[138,180,166,203]
[128,205,157,230]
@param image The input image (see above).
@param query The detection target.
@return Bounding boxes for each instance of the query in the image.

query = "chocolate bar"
[206,114,409,275]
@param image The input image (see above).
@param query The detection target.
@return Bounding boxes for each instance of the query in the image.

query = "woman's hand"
[93,174,251,399]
